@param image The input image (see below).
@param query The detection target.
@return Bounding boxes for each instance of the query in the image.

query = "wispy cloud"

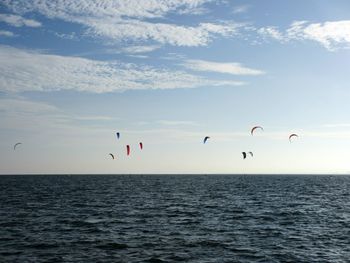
[0,45,243,93]
[322,123,350,128]
[183,59,265,75]
[157,120,198,126]
[0,30,15,37]
[177,5,209,15]
[3,0,214,20]
[53,32,78,40]
[0,13,41,27]
[0,98,59,114]
[232,5,250,14]
[0,97,245,144]
[0,97,66,133]
[135,120,198,128]
[121,45,160,54]
[290,20,350,50]
[257,26,284,42]
[73,116,116,121]
[0,97,117,134]
[3,0,239,47]
[258,20,350,51]
[84,19,239,46]
[302,130,350,139]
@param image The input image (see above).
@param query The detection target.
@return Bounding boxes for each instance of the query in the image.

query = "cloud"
[53,32,78,40]
[257,26,284,42]
[5,99,119,133]
[135,120,198,127]
[0,45,244,93]
[183,59,265,75]
[3,0,238,46]
[258,20,350,50]
[302,130,350,139]
[0,98,59,114]
[0,97,119,134]
[157,120,198,126]
[3,0,214,20]
[0,97,67,133]
[121,45,160,54]
[291,20,350,50]
[322,123,350,128]
[0,97,244,144]
[73,115,115,121]
[0,30,15,37]
[177,6,208,15]
[84,18,239,46]
[0,13,41,27]
[232,5,250,14]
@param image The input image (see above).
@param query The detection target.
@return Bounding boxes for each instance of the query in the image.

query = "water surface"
[0,174,349,262]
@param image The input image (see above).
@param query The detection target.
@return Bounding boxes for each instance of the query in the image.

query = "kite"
[251,126,264,135]
[203,136,210,144]
[14,143,22,150]
[289,133,299,142]
[126,145,130,156]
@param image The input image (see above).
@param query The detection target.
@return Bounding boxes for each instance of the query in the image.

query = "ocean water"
[0,175,349,263]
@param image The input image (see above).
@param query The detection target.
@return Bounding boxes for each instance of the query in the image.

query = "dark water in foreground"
[0,175,349,263]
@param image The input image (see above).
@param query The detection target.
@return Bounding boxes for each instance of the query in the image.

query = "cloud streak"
[257,26,284,42]
[232,5,250,14]
[121,45,161,54]
[3,0,239,47]
[0,30,15,37]
[0,98,59,114]
[157,120,198,126]
[76,18,239,47]
[258,20,350,50]
[183,59,265,75]
[4,1,350,51]
[0,13,41,27]
[4,0,214,19]
[0,45,244,93]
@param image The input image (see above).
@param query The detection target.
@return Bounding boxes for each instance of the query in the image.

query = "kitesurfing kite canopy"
[248,151,253,157]
[109,153,115,159]
[139,142,143,150]
[289,133,299,142]
[242,152,247,159]
[14,142,22,150]
[203,136,210,144]
[251,126,264,135]
[126,145,130,156]
[116,132,120,139]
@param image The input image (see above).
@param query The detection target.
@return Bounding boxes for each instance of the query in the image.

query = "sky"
[1,0,350,174]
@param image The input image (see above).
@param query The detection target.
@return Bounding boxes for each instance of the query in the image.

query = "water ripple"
[0,174,349,262]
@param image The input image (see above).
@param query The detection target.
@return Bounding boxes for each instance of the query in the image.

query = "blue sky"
[1,0,350,174]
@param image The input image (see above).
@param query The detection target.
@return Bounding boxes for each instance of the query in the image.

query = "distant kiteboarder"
[139,142,143,150]
[14,142,22,150]
[116,132,120,139]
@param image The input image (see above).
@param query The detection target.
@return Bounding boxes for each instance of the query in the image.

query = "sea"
[0,174,349,263]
